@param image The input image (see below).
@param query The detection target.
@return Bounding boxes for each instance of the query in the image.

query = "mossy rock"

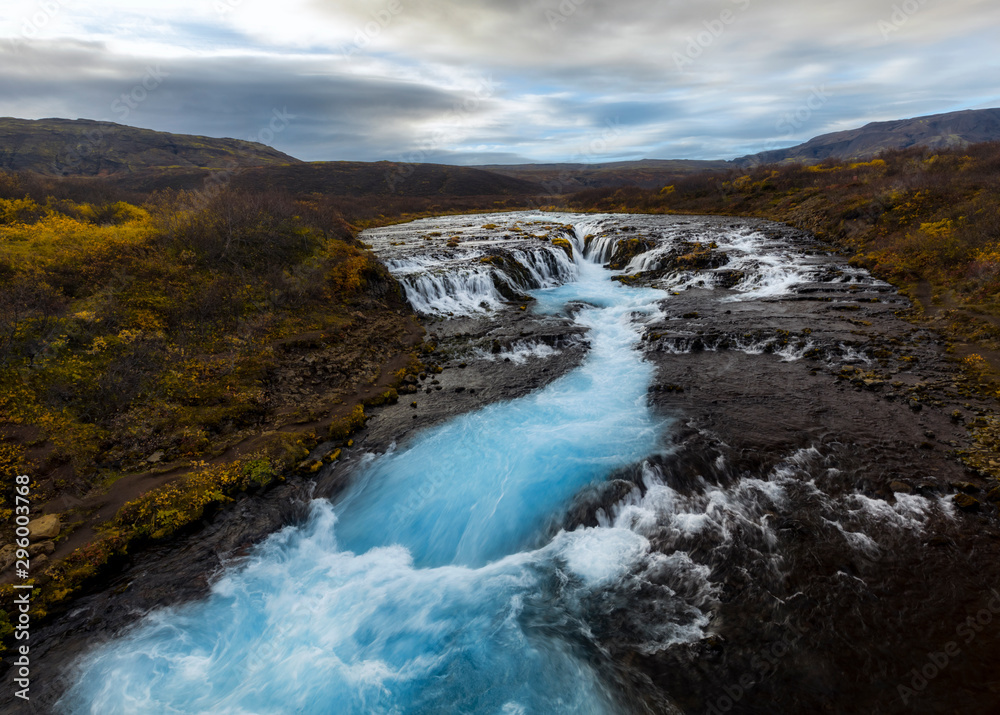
[953,493,980,511]
[714,270,745,289]
[550,237,574,259]
[328,405,367,440]
[608,238,656,270]
[364,388,399,407]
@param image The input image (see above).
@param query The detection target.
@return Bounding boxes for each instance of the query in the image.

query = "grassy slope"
[0,172,429,643]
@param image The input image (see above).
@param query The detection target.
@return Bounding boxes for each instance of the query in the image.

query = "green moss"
[328,405,367,441]
[550,237,574,258]
[365,388,399,407]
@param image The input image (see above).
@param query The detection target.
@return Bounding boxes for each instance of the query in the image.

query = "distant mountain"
[0,117,300,176]
[233,161,544,197]
[471,159,730,191]
[736,108,1000,166]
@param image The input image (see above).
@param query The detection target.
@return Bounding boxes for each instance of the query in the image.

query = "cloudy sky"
[2,0,998,164]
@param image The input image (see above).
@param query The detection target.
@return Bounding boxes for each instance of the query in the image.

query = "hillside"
[472,159,730,191]
[0,171,428,643]
[0,118,300,176]
[737,108,1000,165]
[233,161,544,197]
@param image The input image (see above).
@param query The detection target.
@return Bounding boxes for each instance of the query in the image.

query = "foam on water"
[59,213,929,714]
[60,217,680,715]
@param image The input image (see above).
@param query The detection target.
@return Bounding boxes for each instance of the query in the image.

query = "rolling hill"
[0,117,300,176]
[232,161,544,197]
[471,159,730,191]
[736,108,1000,166]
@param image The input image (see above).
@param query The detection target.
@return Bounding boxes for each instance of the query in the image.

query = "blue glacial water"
[60,223,681,715]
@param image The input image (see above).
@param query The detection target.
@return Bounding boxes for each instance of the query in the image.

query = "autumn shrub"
[168,188,319,274]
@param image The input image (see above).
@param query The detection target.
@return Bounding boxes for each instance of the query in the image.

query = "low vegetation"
[0,171,419,646]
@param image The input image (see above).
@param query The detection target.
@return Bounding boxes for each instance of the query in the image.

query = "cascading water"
[54,211,979,715]
[58,219,702,714]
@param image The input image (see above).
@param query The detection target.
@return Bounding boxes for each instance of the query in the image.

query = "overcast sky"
[1,0,998,164]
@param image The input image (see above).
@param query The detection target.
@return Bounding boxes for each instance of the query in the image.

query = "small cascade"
[364,213,599,316]
[396,267,509,315]
[57,211,976,715]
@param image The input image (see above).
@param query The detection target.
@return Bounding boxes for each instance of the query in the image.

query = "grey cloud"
[2,0,999,163]
[0,40,480,160]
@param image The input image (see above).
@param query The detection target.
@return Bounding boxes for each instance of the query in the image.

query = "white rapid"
[58,212,956,715]
[59,216,701,714]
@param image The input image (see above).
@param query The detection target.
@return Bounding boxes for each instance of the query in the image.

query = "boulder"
[29,540,55,557]
[953,494,980,512]
[0,545,16,572]
[29,514,60,541]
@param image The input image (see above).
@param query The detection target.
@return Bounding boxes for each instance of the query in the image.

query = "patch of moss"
[328,404,367,441]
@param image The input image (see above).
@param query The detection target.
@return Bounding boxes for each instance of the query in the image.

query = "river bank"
[9,212,1000,714]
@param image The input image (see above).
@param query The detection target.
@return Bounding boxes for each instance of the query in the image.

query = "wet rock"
[0,545,15,571]
[297,459,322,474]
[953,482,981,494]
[925,535,955,548]
[29,514,60,541]
[29,540,56,557]
[953,494,981,512]
[889,481,913,494]
[987,486,1000,503]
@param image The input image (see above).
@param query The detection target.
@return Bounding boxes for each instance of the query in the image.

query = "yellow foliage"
[847,159,887,170]
[918,219,954,239]
[964,353,989,372]
[328,404,367,440]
